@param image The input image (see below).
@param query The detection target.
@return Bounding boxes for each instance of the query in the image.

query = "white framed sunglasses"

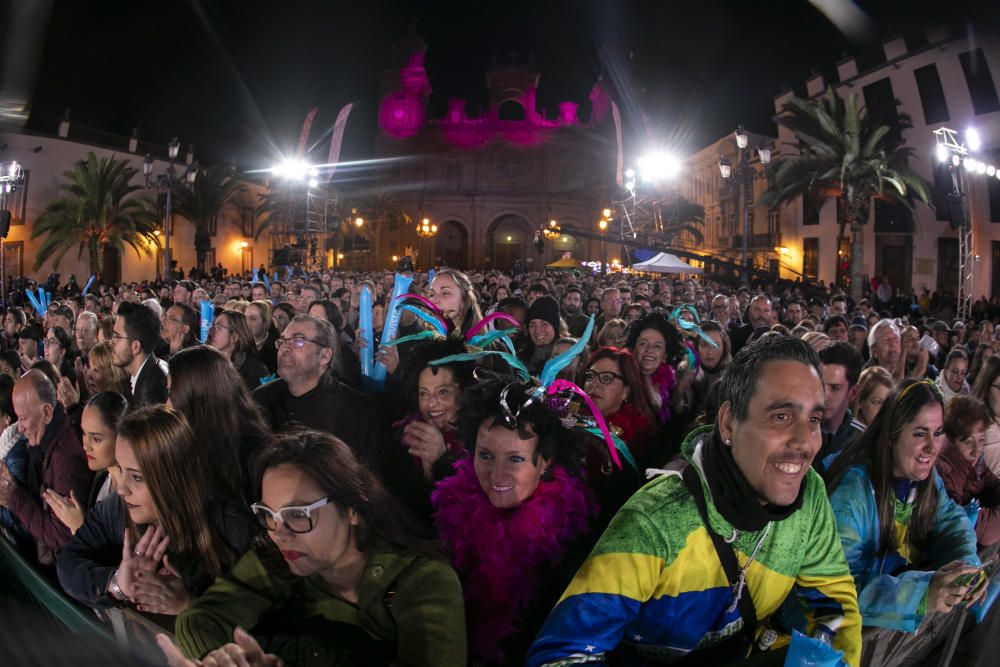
[250,497,332,534]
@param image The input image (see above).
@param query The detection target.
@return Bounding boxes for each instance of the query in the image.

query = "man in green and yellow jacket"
[528,335,862,666]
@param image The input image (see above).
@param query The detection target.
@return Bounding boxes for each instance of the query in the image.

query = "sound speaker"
[0,210,10,238]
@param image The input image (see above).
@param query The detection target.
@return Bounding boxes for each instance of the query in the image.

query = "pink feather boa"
[651,362,677,423]
[432,458,597,664]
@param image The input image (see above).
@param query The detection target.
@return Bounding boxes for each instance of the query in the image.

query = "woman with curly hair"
[626,311,684,430]
[433,378,597,665]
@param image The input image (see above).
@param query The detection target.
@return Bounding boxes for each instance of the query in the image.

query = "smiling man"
[529,335,861,666]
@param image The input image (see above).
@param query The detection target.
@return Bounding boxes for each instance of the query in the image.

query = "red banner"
[296,107,319,156]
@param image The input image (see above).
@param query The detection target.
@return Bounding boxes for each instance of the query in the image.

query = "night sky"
[19,0,999,172]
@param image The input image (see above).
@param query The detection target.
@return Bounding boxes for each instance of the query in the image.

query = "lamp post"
[416,217,438,270]
[598,211,610,275]
[718,126,770,272]
[144,138,197,281]
[352,216,364,271]
[0,161,26,298]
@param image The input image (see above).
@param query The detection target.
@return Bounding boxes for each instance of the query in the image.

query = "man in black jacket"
[253,314,392,476]
[730,294,773,354]
[111,302,167,410]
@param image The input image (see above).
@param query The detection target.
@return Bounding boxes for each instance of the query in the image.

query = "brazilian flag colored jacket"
[527,426,862,666]
[828,464,979,633]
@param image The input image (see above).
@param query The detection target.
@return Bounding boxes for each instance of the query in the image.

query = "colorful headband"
[432,315,633,472]
[385,293,520,356]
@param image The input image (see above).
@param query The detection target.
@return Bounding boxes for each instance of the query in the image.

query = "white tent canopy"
[631,252,703,274]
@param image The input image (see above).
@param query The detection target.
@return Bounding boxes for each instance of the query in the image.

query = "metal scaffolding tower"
[266,185,338,272]
[933,127,975,321]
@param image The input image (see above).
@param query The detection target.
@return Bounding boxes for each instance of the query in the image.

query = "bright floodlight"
[978,161,988,175]
[624,168,635,179]
[308,178,319,188]
[965,158,976,171]
[272,159,310,181]
[935,144,950,163]
[637,151,682,183]
[967,128,982,152]
[952,154,961,167]
[988,165,997,177]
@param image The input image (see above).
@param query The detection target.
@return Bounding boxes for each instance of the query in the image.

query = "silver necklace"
[725,522,772,613]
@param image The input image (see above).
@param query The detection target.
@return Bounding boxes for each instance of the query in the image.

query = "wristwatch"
[109,569,128,602]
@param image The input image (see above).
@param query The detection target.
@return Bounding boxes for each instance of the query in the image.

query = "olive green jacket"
[176,548,467,667]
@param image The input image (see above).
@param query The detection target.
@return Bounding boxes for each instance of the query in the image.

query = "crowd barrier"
[0,530,168,662]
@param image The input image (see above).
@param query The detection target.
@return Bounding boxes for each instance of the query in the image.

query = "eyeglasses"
[162,314,181,325]
[44,338,61,347]
[111,332,133,342]
[251,497,331,534]
[583,369,624,385]
[211,322,232,333]
[275,335,325,350]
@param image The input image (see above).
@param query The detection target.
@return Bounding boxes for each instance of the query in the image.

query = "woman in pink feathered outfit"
[432,378,599,666]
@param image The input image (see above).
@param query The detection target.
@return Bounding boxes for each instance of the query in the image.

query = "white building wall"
[773,27,1000,296]
[0,130,269,283]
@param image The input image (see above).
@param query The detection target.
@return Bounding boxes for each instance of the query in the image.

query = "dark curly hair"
[399,338,474,410]
[457,377,587,475]
[624,311,684,366]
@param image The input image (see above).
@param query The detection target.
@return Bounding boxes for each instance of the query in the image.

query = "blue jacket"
[829,465,979,632]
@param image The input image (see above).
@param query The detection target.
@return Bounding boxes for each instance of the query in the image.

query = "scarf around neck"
[701,431,806,532]
[432,458,597,665]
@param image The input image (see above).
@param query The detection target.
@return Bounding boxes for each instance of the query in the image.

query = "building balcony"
[732,232,781,250]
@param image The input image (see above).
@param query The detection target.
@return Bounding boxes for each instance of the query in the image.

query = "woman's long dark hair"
[972,355,1000,423]
[118,406,238,579]
[586,347,657,424]
[253,429,440,560]
[168,345,274,503]
[825,378,944,557]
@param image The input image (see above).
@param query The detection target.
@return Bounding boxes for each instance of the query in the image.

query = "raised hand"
[116,525,170,600]
[42,488,85,534]
[401,420,448,479]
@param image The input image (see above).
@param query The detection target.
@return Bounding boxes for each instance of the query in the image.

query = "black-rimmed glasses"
[583,369,624,385]
[275,335,325,350]
[250,497,332,533]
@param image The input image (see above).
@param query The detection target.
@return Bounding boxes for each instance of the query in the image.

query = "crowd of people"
[1,264,999,666]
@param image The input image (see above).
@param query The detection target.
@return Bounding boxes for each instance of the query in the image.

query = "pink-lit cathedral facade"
[370,36,618,271]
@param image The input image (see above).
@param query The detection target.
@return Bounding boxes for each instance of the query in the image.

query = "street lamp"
[416,217,437,271]
[542,219,561,240]
[718,126,771,270]
[416,217,437,238]
[0,161,26,294]
[144,138,197,280]
[351,216,364,270]
[598,213,609,275]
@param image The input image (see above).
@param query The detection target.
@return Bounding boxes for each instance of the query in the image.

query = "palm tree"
[173,164,245,273]
[655,196,705,247]
[32,152,158,277]
[351,191,413,270]
[761,86,931,300]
